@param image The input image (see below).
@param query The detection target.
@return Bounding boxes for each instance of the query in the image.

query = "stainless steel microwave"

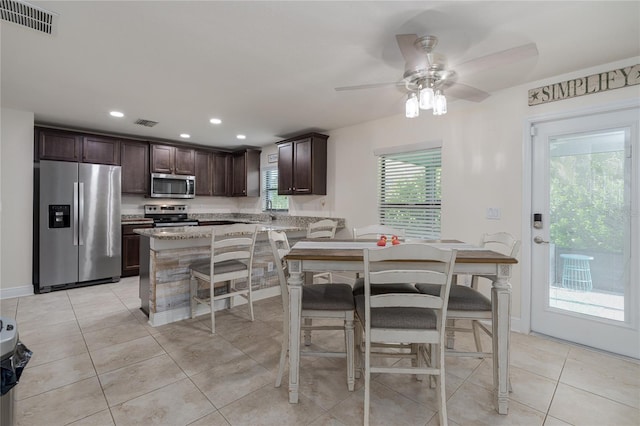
[150,173,195,198]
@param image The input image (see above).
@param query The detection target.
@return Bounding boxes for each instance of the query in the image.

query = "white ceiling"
[2,1,639,149]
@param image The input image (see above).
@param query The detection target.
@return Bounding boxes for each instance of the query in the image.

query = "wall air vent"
[134,119,159,128]
[0,0,57,35]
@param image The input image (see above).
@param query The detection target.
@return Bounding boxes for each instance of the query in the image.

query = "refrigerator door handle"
[78,182,85,246]
[73,182,79,246]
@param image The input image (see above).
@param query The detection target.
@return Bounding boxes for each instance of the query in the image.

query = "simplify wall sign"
[528,64,639,106]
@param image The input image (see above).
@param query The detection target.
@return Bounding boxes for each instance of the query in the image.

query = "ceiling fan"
[335,34,538,118]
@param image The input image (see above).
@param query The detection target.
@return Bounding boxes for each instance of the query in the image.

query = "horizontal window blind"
[377,148,441,239]
[262,168,289,211]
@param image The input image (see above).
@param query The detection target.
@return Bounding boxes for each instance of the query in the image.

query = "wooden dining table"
[284,239,518,415]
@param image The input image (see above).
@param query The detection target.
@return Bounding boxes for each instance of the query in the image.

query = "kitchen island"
[135,219,339,327]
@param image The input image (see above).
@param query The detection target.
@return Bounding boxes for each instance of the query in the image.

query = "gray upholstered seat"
[355,295,436,329]
[303,284,354,311]
[189,259,249,276]
[352,277,418,296]
[416,283,491,311]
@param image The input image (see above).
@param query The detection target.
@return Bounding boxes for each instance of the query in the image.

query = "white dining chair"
[352,224,407,279]
[352,224,405,241]
[188,224,258,334]
[306,219,338,283]
[307,219,338,240]
[268,230,355,391]
[357,243,457,426]
[416,232,520,357]
[305,219,340,344]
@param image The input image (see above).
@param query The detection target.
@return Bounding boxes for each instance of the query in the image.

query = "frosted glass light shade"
[419,86,434,110]
[405,92,419,118]
[433,90,447,115]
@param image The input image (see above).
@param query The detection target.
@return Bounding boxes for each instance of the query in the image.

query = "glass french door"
[530,106,639,358]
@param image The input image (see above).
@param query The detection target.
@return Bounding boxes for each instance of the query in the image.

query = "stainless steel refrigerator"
[34,160,121,292]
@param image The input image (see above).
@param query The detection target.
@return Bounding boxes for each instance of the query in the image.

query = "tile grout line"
[78,286,123,426]
[541,347,570,426]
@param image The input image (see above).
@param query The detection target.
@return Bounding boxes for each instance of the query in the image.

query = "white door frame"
[520,98,640,335]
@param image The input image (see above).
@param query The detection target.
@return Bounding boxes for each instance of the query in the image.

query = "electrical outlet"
[267,262,274,272]
[486,207,501,220]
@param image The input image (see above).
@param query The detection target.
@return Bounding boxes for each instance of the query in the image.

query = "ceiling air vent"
[134,119,159,128]
[0,0,57,35]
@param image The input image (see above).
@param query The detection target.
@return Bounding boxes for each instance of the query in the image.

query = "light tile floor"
[2,277,639,426]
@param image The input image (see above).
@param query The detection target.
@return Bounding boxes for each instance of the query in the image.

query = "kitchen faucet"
[266,200,277,220]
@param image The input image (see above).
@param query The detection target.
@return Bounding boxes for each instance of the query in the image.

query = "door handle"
[78,182,84,246]
[73,182,79,246]
[533,236,549,244]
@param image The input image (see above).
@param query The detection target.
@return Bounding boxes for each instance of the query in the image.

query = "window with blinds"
[262,168,289,211]
[377,148,441,239]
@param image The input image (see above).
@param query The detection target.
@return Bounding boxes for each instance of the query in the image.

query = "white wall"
[1,108,35,298]
[326,57,640,322]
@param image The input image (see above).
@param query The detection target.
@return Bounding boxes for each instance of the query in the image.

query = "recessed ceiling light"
[209,118,222,125]
[109,111,124,118]
[236,134,246,140]
[180,133,191,139]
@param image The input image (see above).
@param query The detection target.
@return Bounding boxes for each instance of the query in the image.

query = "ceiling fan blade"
[455,42,538,76]
[335,82,403,92]
[442,82,490,103]
[395,34,424,68]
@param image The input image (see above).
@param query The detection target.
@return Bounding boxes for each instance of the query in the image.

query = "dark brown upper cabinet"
[37,128,83,162]
[121,140,149,194]
[194,150,212,196]
[37,127,121,165]
[212,152,231,196]
[277,133,327,195]
[231,149,260,197]
[82,135,120,165]
[150,144,195,175]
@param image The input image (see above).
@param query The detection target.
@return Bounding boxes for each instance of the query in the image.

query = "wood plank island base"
[135,222,316,327]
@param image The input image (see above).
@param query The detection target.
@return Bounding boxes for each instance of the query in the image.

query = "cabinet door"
[121,141,149,194]
[121,224,152,277]
[231,152,247,196]
[212,152,230,196]
[38,129,82,162]
[277,142,294,195]
[245,149,261,197]
[194,150,212,196]
[83,135,120,165]
[293,138,313,194]
[151,144,174,174]
[174,147,195,175]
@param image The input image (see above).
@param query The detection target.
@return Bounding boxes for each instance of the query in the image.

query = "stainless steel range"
[144,204,199,227]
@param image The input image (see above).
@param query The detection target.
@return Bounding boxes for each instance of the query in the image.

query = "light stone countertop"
[134,222,305,240]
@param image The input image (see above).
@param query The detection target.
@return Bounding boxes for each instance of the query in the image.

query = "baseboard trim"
[149,285,281,327]
[510,317,522,333]
[0,285,34,300]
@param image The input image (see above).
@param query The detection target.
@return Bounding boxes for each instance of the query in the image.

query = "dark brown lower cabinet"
[122,224,152,277]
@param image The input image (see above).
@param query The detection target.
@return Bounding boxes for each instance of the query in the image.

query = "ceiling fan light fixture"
[405,92,419,118]
[433,89,447,116]
[419,85,434,110]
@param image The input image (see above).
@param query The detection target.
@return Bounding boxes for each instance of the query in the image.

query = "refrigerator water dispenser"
[48,205,70,228]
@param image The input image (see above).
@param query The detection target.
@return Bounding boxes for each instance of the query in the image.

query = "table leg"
[491,264,512,415]
[287,259,303,403]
